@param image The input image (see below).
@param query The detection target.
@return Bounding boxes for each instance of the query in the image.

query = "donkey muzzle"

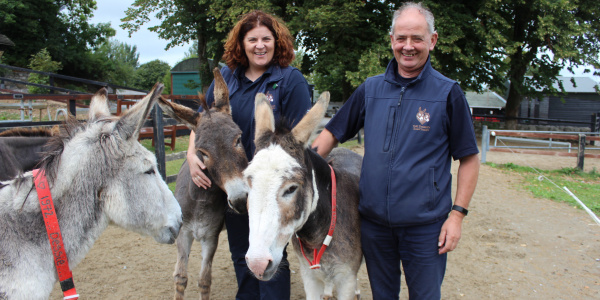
[245,255,273,281]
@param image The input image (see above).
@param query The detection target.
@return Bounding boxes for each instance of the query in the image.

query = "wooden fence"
[481,126,600,170]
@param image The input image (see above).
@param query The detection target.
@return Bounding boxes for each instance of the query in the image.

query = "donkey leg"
[197,233,219,300]
[173,229,194,300]
[298,262,325,300]
[333,272,359,300]
[323,281,335,299]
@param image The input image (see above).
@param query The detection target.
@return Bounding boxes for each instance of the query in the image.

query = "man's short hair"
[390,2,436,35]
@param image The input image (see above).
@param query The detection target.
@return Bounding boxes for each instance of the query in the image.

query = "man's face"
[390,8,438,78]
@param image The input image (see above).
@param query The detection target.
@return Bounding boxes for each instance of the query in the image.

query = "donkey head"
[157,68,248,211]
[45,84,183,244]
[243,92,330,280]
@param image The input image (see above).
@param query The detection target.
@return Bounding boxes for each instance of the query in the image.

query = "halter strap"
[296,164,337,269]
[32,169,79,300]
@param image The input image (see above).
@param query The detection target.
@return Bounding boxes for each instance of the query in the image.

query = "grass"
[486,162,600,214]
[338,138,362,149]
[0,111,22,121]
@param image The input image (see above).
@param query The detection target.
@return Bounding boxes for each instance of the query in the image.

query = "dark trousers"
[361,217,447,300]
[225,211,291,300]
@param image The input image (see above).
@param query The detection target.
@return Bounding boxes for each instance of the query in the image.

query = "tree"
[287,0,396,101]
[27,48,62,94]
[122,0,222,91]
[424,0,600,129]
[122,0,291,91]
[91,39,140,87]
[0,0,115,78]
[134,59,171,90]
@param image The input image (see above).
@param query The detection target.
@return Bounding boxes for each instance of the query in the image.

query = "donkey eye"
[235,136,242,148]
[144,168,155,175]
[283,185,298,197]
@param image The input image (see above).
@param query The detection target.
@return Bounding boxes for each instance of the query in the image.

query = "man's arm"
[438,153,480,254]
[311,128,339,158]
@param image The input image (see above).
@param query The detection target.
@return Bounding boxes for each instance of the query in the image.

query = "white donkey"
[241,92,363,299]
[0,84,182,300]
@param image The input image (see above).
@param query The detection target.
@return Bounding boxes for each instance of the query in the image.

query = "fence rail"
[481,126,600,170]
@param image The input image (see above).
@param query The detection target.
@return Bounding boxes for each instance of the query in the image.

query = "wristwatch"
[452,205,469,216]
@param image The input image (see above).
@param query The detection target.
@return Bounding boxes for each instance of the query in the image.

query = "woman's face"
[243,25,275,72]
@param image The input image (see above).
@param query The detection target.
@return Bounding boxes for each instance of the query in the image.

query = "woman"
[186,10,312,299]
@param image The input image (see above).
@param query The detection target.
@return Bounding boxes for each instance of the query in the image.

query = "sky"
[90,0,191,68]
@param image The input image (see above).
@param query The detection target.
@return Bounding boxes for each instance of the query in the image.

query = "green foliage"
[345,43,392,88]
[161,71,172,95]
[424,0,600,128]
[183,40,199,60]
[289,0,396,101]
[91,39,139,86]
[487,162,600,213]
[121,0,228,91]
[123,0,600,111]
[0,0,115,79]
[27,48,62,94]
[133,59,171,90]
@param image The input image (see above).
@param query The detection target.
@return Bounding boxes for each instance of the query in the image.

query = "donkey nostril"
[266,260,273,271]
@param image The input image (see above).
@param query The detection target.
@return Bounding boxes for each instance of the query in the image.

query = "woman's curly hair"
[223,10,295,70]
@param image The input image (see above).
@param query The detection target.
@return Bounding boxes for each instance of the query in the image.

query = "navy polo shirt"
[205,65,312,159]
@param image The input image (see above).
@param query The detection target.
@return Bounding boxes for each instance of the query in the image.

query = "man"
[311,2,480,299]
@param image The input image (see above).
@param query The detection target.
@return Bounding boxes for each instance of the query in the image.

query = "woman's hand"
[187,131,211,189]
[188,151,211,189]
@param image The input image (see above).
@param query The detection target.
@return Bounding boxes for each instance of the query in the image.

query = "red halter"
[32,169,79,300]
[297,164,337,269]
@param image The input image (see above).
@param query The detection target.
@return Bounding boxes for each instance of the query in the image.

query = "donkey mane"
[0,127,56,137]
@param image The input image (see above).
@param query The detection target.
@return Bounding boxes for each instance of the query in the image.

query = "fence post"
[591,112,599,132]
[592,113,600,146]
[152,104,167,180]
[481,125,488,163]
[577,134,585,171]
[68,98,76,116]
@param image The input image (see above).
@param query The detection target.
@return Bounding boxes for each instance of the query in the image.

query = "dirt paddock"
[50,149,600,299]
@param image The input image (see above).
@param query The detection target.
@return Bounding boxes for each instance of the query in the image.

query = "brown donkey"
[156,68,248,300]
[240,92,363,299]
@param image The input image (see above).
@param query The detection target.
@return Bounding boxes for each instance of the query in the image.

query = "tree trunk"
[196,31,212,93]
[505,78,524,130]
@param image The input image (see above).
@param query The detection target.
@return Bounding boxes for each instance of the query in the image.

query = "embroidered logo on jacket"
[266,92,275,109]
[414,107,431,131]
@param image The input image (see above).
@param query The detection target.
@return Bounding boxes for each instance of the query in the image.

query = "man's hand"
[438,211,464,254]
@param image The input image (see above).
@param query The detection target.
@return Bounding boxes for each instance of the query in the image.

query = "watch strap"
[452,205,469,216]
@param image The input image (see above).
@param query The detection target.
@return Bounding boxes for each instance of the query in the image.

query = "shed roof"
[550,76,599,93]
[171,58,224,73]
[465,91,506,109]
[0,34,15,47]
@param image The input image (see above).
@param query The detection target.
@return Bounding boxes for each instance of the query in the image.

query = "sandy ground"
[50,148,600,299]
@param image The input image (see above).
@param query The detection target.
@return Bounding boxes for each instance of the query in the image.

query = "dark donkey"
[241,92,363,299]
[0,127,56,181]
[156,68,248,300]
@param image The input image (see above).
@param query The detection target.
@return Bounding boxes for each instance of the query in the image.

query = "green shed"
[170,58,223,95]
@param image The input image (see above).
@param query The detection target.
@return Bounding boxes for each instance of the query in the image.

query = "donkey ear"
[291,92,330,146]
[254,93,275,141]
[156,95,202,131]
[212,68,231,115]
[116,83,164,140]
[88,88,111,122]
